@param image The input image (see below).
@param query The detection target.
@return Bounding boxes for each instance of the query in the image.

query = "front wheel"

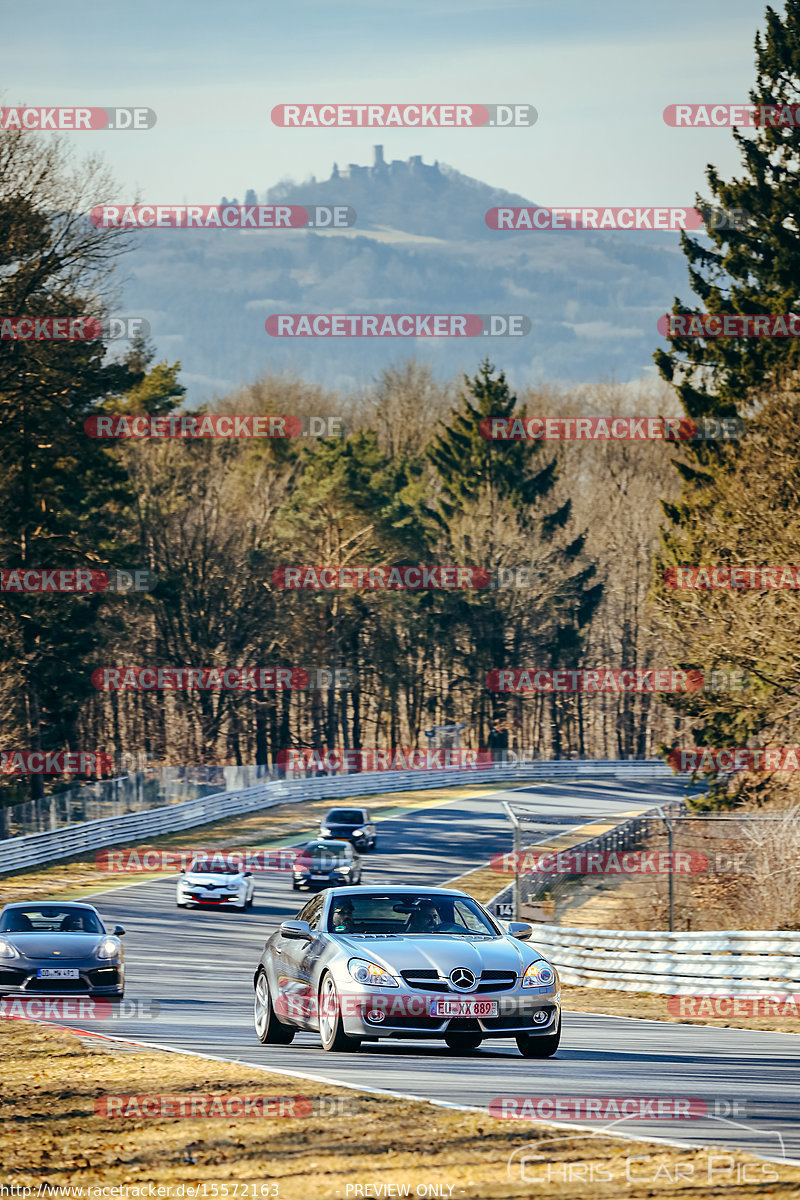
[319,974,361,1052]
[516,1015,561,1058]
[254,972,295,1044]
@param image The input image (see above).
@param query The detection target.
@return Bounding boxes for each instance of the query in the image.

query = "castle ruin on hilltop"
[331,145,441,181]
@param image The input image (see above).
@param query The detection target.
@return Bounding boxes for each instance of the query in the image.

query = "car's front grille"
[400,969,518,994]
[476,971,517,993]
[24,978,89,992]
[401,971,448,993]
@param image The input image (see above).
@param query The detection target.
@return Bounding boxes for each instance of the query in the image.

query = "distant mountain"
[118,148,688,401]
[261,144,533,241]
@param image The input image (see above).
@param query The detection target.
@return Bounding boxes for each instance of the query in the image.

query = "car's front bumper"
[178,891,246,906]
[0,962,124,997]
[337,984,560,1039]
[293,875,352,891]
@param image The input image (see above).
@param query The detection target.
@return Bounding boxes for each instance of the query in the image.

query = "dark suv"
[319,807,376,851]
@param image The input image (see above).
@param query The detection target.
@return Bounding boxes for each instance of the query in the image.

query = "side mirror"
[180,868,185,874]
[279,919,313,941]
[508,922,532,942]
[244,872,253,878]
[113,925,126,937]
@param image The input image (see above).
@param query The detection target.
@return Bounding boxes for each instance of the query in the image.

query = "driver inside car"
[406,899,442,933]
[331,898,355,933]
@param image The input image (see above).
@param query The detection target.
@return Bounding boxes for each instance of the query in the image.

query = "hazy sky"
[3,0,775,207]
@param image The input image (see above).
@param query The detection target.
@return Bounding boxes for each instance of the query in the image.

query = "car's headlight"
[320,826,331,835]
[348,957,399,988]
[0,938,20,959]
[94,938,121,960]
[352,826,365,833]
[523,960,556,988]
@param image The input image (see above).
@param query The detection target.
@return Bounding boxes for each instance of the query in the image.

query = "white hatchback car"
[176,858,255,911]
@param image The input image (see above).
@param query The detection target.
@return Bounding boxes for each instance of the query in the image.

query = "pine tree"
[0,130,170,795]
[655,1,800,421]
[427,361,601,752]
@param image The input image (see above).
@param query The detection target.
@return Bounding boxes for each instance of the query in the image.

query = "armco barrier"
[524,924,800,995]
[0,759,672,873]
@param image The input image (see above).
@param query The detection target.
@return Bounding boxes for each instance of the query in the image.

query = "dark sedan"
[292,839,362,891]
[319,807,376,851]
[0,902,125,999]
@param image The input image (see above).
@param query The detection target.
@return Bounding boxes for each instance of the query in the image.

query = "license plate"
[429,998,498,1018]
[36,968,80,979]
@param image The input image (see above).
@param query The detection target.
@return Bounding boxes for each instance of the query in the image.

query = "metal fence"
[0,765,277,839]
[523,924,800,995]
[492,797,689,923]
[0,758,673,873]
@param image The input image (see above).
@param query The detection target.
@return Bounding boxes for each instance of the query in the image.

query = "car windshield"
[326,894,498,936]
[188,861,241,874]
[0,906,104,934]
[299,843,348,867]
[326,810,364,825]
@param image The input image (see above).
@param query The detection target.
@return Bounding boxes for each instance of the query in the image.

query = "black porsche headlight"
[94,937,120,960]
[0,938,20,959]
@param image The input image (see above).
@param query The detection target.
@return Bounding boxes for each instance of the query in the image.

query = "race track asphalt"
[25,780,800,1164]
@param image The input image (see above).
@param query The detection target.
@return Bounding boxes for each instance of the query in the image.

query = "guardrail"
[0,758,673,873]
[525,924,800,995]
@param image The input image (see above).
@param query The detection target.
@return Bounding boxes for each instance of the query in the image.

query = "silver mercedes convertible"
[253,886,560,1055]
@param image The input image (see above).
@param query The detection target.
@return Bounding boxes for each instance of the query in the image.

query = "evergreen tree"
[427,361,601,751]
[655,1,800,422]
[0,130,178,794]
